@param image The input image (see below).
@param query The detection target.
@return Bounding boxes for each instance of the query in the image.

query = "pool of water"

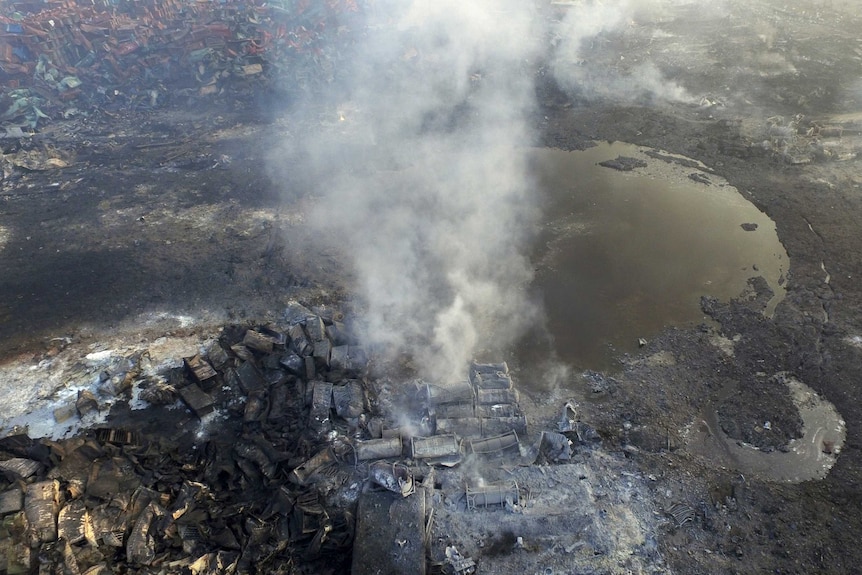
[529,142,788,371]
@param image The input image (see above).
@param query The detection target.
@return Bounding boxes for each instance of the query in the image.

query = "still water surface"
[530,142,788,371]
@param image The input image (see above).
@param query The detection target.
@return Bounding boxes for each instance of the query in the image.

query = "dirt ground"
[3,1,862,573]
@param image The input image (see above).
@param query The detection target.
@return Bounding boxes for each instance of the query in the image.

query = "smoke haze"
[278,0,702,382]
[549,0,694,104]
[296,0,544,383]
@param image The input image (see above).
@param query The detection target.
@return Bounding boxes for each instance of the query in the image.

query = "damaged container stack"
[426,361,527,439]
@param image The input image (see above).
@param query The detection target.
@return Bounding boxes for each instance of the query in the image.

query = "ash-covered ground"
[2,1,862,574]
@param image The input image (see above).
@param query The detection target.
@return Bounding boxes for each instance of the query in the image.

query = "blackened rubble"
[0,302,665,574]
[0,301,372,574]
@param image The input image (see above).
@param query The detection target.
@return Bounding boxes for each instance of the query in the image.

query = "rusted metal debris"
[666,502,696,527]
[0,485,23,515]
[540,430,573,462]
[0,304,372,572]
[309,380,334,433]
[289,447,337,486]
[177,383,215,418]
[24,480,59,543]
[183,354,217,385]
[75,389,99,417]
[93,427,139,446]
[444,545,476,575]
[368,461,415,498]
[0,0,363,130]
[0,456,42,479]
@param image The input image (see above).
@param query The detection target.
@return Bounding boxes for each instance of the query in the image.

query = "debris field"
[2,1,862,574]
[0,302,670,574]
[1,0,358,134]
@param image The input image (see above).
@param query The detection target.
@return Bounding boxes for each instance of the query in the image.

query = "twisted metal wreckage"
[0,299,604,574]
[0,0,361,132]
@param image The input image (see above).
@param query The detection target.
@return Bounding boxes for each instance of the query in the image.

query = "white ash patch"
[845,335,862,350]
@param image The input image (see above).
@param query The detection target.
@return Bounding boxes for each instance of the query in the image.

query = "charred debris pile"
[0,0,361,134]
[0,302,604,575]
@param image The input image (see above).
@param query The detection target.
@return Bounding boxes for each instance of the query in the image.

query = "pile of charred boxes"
[0,302,373,574]
[0,299,534,574]
[290,361,529,499]
[424,362,527,439]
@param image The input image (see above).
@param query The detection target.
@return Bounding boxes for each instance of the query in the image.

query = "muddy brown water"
[530,142,788,371]
[525,143,849,483]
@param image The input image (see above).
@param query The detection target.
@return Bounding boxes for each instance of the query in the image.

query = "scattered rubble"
[718,113,862,166]
[0,302,669,574]
[1,0,860,573]
[0,0,362,132]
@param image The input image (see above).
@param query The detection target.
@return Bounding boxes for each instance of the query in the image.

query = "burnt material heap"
[0,301,373,575]
[0,300,645,575]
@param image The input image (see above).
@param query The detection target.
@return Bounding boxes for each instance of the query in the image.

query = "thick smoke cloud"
[549,0,694,104]
[297,1,544,382]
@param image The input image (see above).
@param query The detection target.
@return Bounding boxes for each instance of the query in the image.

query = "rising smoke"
[284,0,696,383]
[549,0,694,104]
[295,0,544,383]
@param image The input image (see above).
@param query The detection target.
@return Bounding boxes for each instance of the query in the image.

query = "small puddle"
[686,374,846,483]
[529,142,788,371]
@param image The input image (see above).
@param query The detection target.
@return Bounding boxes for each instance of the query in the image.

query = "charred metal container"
[308,381,333,432]
[468,430,520,456]
[411,434,461,459]
[469,361,510,386]
[423,382,475,406]
[355,437,403,461]
[476,388,519,405]
[433,402,476,420]
[481,415,527,438]
[465,481,520,511]
[436,417,482,437]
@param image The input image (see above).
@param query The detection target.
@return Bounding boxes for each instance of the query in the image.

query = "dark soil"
[717,382,804,451]
[0,104,348,357]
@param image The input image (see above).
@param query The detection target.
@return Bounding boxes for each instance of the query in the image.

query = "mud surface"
[3,1,862,573]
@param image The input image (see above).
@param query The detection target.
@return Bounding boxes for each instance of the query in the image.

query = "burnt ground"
[3,1,862,574]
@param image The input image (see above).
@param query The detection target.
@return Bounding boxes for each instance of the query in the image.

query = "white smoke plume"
[549,0,694,104]
[296,0,544,383]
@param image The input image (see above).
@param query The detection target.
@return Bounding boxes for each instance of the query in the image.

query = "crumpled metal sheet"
[126,501,160,565]
[0,457,42,479]
[24,480,58,543]
[57,499,95,545]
